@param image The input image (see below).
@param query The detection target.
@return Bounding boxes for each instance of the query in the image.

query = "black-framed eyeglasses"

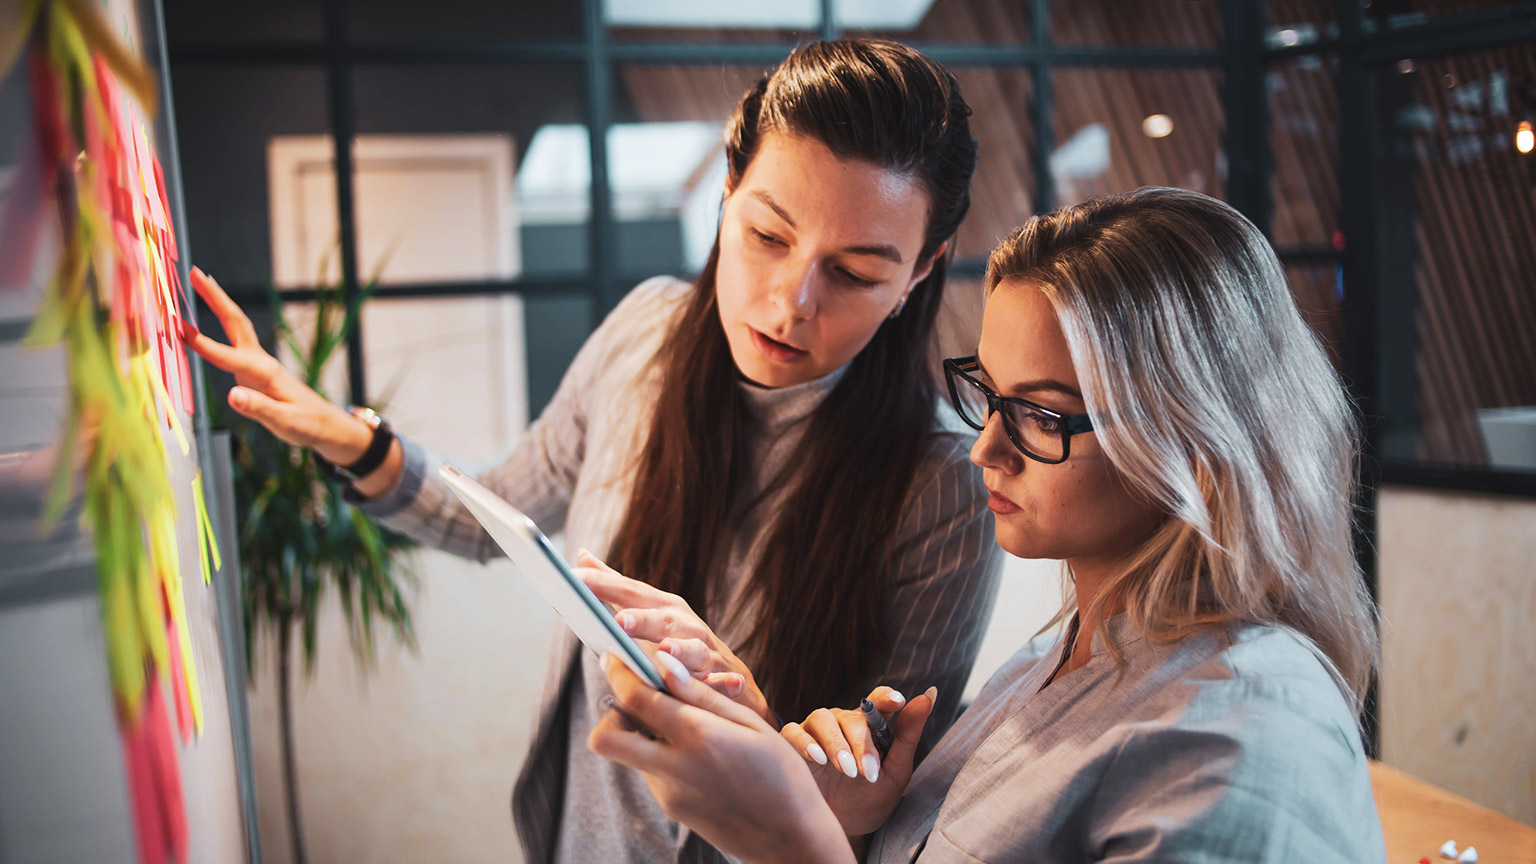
[943,356,1094,464]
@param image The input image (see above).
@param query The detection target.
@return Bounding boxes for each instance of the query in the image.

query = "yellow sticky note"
[192,471,222,580]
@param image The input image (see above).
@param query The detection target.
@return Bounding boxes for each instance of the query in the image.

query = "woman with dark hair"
[588,188,1385,863]
[186,39,1003,863]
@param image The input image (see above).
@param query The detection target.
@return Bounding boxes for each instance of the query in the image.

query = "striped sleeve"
[352,276,679,561]
[858,430,1003,755]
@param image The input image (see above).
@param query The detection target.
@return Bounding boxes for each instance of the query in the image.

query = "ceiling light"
[1142,114,1174,139]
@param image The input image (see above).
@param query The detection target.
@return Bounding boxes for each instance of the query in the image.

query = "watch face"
[350,406,382,430]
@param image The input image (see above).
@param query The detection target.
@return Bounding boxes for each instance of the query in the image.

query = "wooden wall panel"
[1379,485,1536,826]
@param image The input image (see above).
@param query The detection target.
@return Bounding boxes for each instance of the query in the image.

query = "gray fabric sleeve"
[1086,690,1385,864]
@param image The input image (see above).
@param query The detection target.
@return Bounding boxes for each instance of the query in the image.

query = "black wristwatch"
[315,406,395,484]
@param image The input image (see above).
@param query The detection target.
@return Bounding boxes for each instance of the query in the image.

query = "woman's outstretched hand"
[589,648,857,864]
[779,686,936,837]
[181,267,396,490]
[577,550,774,726]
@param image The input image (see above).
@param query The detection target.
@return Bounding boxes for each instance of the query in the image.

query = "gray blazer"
[870,616,1386,863]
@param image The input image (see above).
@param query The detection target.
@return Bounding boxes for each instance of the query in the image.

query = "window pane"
[171,65,331,289]
[1271,56,1341,248]
[350,64,589,282]
[1374,0,1527,24]
[350,0,581,42]
[524,294,596,420]
[1052,0,1220,46]
[609,64,765,278]
[1272,0,1334,28]
[1052,68,1224,207]
[846,0,1031,45]
[1268,0,1336,48]
[607,0,818,42]
[164,0,323,43]
[1382,48,1536,472]
[272,291,594,451]
[952,67,1036,259]
[359,297,533,455]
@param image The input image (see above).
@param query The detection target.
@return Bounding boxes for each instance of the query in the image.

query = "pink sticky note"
[144,680,188,862]
[121,708,168,864]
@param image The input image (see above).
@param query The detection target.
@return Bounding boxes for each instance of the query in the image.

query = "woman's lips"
[987,488,1022,515]
[750,328,808,363]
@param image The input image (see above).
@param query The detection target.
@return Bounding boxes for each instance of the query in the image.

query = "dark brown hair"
[606,40,978,719]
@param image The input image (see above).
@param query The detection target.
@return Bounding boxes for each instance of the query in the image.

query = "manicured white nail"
[837,750,857,779]
[888,690,905,705]
[805,742,828,765]
[862,753,880,783]
[655,649,690,681]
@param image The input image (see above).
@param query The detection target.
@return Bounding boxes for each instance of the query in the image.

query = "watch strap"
[341,416,394,480]
[316,408,394,483]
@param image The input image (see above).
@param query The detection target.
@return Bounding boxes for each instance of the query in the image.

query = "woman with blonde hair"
[585,186,1385,862]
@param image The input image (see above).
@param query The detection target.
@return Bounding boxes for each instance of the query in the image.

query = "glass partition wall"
[165,0,1536,755]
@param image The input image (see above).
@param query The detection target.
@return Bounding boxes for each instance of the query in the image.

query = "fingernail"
[655,649,689,682]
[837,750,857,779]
[862,753,880,783]
[806,742,828,765]
[888,690,905,705]
[577,547,593,560]
[229,388,247,409]
[600,653,613,673]
[175,315,199,339]
[616,611,631,631]
[924,686,938,701]
[191,265,205,278]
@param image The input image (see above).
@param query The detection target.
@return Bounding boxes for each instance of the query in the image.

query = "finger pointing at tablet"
[577,550,776,725]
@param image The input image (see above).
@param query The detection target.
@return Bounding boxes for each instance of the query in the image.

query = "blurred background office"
[4,0,1532,862]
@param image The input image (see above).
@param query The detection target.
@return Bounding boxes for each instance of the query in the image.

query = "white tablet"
[438,464,667,692]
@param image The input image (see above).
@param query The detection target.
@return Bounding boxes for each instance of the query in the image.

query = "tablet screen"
[438,464,667,692]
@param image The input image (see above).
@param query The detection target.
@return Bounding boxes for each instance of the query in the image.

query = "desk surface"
[1372,760,1536,863]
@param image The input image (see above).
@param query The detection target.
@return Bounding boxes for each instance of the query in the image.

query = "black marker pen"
[861,698,893,755]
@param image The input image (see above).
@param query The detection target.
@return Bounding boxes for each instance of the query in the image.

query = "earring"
[889,294,909,319]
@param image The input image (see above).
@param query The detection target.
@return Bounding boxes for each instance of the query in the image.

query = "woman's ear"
[908,241,949,289]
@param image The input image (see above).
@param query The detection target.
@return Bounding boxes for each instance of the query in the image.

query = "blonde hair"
[988,187,1378,716]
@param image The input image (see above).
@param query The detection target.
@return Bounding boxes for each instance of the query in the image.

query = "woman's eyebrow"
[841,243,904,265]
[1018,380,1083,401]
[751,190,797,228]
[976,358,1082,400]
[750,190,904,264]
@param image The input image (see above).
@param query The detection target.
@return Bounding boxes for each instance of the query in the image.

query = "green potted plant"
[211,267,417,864]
